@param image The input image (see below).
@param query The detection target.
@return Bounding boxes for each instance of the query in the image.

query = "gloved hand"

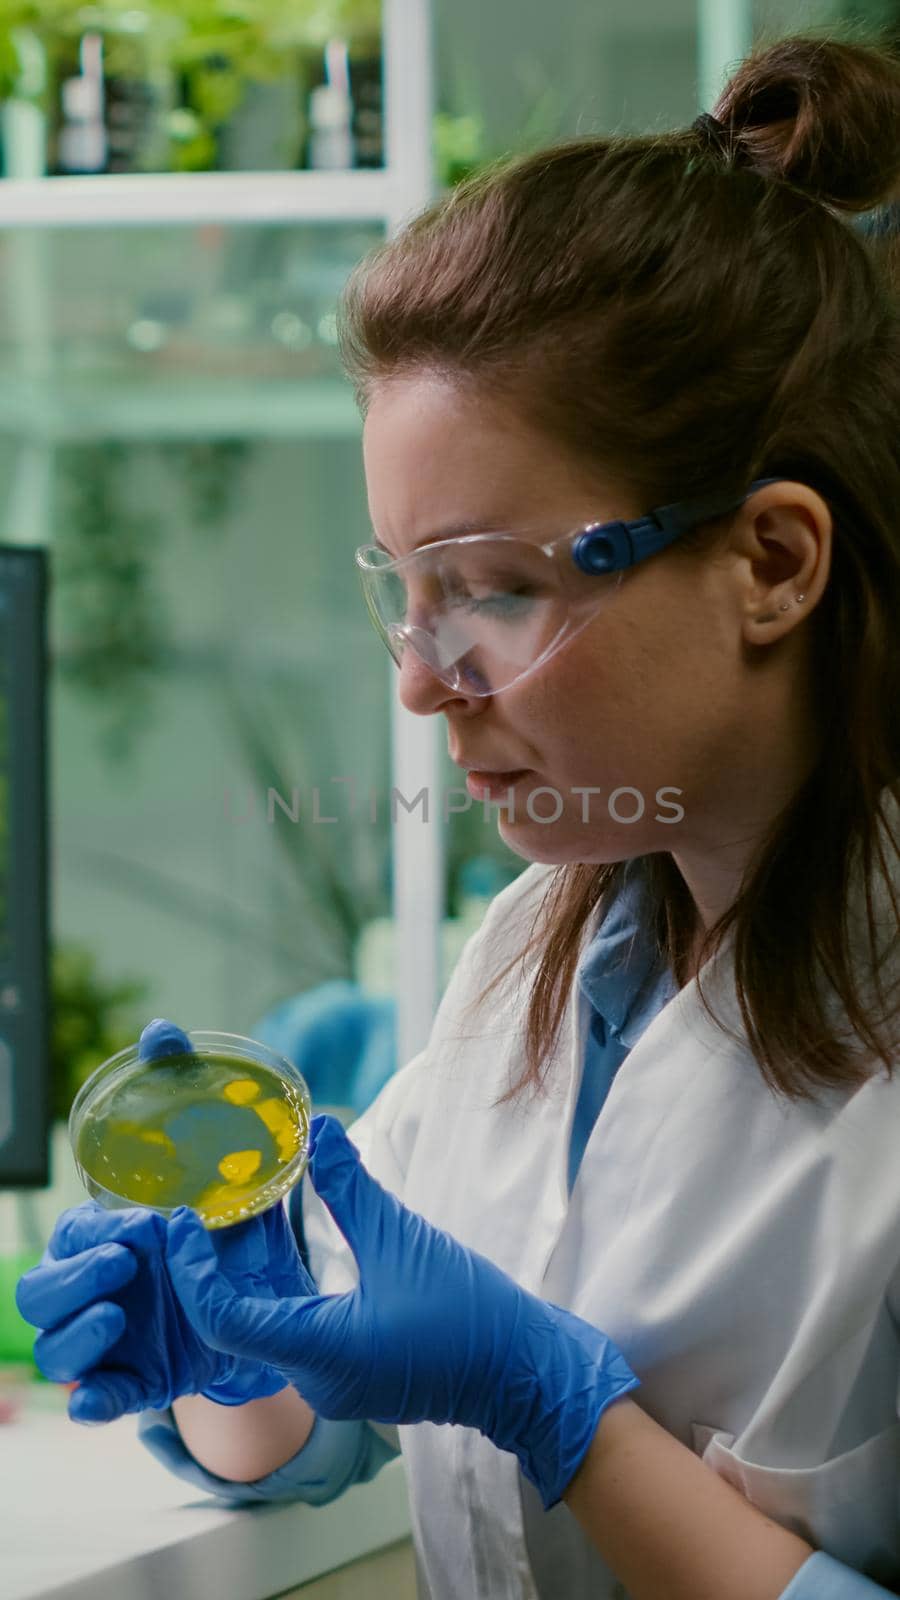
[15,1018,319,1424]
[15,1198,313,1422]
[164,1113,641,1510]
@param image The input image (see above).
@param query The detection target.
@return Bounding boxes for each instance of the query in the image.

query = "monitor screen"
[0,547,48,1186]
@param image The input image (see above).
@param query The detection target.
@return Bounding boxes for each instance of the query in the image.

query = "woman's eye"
[461,589,536,617]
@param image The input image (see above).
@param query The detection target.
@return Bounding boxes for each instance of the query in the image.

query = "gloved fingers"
[138,1018,193,1062]
[207,1211,269,1277]
[48,1203,166,1262]
[306,1115,402,1271]
[67,1369,150,1425]
[259,1200,318,1297]
[16,1243,138,1331]
[208,1202,315,1299]
[167,1207,329,1368]
[184,1208,292,1291]
[32,1299,127,1383]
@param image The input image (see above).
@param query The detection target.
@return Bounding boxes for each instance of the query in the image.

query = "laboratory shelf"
[0,0,445,1074]
[0,375,360,442]
[0,170,406,230]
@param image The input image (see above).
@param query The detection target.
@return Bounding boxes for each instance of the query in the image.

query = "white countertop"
[1,1378,413,1600]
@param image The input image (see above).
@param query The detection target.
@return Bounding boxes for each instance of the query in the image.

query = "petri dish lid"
[68,1029,312,1229]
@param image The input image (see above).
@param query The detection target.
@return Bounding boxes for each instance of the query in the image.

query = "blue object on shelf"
[252,979,397,1117]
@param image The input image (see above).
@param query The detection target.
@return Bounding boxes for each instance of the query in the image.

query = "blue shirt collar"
[575,858,678,1049]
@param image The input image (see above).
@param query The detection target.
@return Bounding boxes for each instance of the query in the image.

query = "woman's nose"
[396,636,483,716]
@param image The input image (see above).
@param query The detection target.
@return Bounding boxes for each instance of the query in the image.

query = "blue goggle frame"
[571,476,783,575]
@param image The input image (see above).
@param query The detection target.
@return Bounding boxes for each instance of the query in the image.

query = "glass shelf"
[0,375,360,442]
[0,170,401,228]
[0,220,379,441]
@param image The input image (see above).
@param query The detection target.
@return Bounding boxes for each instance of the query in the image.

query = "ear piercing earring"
[757,593,806,624]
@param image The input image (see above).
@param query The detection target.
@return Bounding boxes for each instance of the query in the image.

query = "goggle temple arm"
[571,476,783,576]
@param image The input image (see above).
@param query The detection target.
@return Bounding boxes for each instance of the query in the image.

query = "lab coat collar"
[574,857,676,1051]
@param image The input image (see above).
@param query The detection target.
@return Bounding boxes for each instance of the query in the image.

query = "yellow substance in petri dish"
[74,1050,308,1228]
[192,1173,270,1216]
[223,1079,260,1106]
[254,1097,302,1162]
[138,1127,177,1153]
[218,1148,262,1184]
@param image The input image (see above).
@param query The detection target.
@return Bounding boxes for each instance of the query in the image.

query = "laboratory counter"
[1,1375,415,1600]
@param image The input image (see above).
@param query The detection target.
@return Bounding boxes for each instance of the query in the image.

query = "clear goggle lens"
[356,534,623,697]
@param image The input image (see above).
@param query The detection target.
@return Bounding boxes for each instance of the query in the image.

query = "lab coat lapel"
[512,913,739,1296]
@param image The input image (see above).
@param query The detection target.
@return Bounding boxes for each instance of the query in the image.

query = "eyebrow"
[373,519,514,558]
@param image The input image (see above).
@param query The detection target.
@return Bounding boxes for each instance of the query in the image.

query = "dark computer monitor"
[0,547,49,1186]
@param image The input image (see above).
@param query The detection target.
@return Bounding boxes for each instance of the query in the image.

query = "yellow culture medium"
[73,1051,309,1228]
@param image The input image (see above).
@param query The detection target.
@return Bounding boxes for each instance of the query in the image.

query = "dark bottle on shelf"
[348,40,384,169]
[105,72,168,173]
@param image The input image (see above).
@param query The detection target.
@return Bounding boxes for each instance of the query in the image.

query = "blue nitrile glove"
[15,1018,318,1424]
[164,1113,641,1510]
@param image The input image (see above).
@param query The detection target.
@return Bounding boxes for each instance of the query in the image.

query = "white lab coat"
[302,808,900,1600]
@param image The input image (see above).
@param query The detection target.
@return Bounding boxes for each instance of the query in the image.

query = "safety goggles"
[355,477,780,697]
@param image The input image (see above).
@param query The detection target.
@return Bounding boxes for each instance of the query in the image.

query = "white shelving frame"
[1,0,444,1064]
[0,1,434,233]
[0,168,401,228]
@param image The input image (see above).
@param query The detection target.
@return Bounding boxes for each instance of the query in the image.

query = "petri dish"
[68,1029,311,1230]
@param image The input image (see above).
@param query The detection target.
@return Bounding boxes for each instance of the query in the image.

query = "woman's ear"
[736,480,831,637]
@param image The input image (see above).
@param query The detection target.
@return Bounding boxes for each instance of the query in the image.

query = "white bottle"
[57,32,107,175]
[308,38,354,170]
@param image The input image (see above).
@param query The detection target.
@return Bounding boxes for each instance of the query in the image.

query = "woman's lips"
[465,769,532,800]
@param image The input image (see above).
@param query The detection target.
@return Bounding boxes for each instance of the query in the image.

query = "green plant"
[164,438,252,530]
[0,2,383,166]
[222,657,390,983]
[54,441,170,764]
[432,111,485,188]
[49,940,149,1123]
[53,439,256,762]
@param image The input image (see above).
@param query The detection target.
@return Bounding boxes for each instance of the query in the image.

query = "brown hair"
[338,30,900,1107]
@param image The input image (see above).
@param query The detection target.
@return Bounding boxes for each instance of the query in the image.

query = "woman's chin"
[496,819,590,864]
[496,814,642,867]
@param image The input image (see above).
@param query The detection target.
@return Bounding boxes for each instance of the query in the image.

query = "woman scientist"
[17,29,900,1600]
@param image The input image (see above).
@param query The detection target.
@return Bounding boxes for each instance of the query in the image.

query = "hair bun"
[714,33,900,213]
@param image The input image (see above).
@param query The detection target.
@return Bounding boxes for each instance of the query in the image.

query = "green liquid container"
[68,1031,311,1229]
